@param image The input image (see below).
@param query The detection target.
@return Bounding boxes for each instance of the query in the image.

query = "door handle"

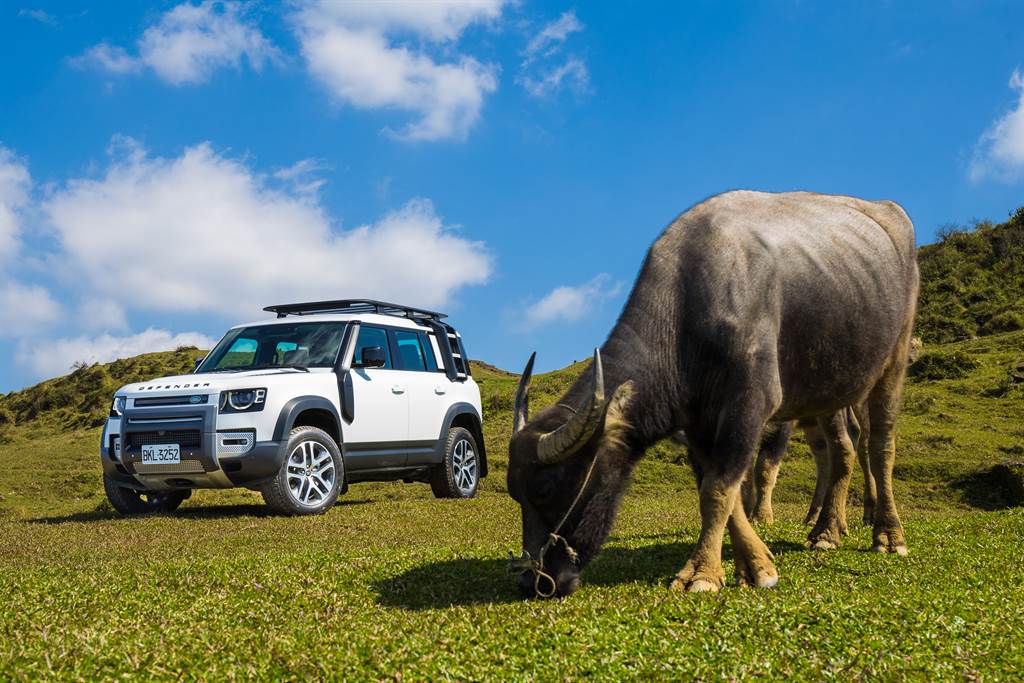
[391,385,406,394]
[434,386,447,395]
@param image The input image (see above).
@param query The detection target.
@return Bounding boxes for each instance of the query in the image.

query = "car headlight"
[220,388,267,413]
[109,396,126,417]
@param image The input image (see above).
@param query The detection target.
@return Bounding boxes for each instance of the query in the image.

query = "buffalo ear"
[601,380,635,446]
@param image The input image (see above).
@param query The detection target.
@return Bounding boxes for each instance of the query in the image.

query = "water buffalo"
[508,190,918,597]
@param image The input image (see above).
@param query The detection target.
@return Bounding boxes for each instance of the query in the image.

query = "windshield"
[197,322,347,372]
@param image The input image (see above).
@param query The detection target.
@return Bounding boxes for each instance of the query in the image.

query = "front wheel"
[431,427,480,499]
[260,426,343,515]
[103,473,190,515]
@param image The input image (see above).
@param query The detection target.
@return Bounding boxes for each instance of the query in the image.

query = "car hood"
[117,369,322,396]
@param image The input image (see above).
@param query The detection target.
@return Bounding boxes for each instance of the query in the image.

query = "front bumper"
[101,406,287,491]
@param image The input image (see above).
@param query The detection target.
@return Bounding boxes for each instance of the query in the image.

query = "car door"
[343,325,410,469]
[392,329,450,465]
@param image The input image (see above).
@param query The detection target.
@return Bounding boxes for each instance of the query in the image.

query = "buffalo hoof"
[808,539,838,551]
[750,507,774,525]
[871,529,909,556]
[735,563,779,588]
[803,507,821,526]
[670,561,725,593]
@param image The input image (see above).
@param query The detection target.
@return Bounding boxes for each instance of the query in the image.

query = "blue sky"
[2,1,1024,393]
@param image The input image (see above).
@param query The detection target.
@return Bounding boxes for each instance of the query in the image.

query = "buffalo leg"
[728,491,779,587]
[671,472,740,592]
[851,404,877,525]
[672,414,772,593]
[748,421,793,524]
[802,420,831,526]
[806,410,858,550]
[867,354,910,555]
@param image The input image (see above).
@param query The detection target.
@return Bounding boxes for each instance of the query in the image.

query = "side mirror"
[360,346,387,368]
[194,358,204,371]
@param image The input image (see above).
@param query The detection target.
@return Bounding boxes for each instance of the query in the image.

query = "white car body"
[100,303,486,501]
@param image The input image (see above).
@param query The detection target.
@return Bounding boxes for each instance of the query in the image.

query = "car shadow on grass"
[374,538,807,610]
[27,499,373,524]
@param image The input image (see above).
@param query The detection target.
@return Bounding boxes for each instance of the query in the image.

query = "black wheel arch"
[437,402,487,478]
[273,397,343,445]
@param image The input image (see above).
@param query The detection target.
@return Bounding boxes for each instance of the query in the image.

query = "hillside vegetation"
[916,207,1024,343]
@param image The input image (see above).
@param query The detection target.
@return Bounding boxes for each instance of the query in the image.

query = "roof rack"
[263,299,447,321]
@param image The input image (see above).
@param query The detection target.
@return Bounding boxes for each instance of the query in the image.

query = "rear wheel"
[103,473,190,515]
[260,426,343,515]
[431,427,480,499]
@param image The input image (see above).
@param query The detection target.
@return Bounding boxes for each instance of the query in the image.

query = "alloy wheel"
[286,440,336,507]
[452,438,478,495]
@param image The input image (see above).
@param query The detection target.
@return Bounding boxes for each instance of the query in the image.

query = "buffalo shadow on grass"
[28,498,372,524]
[374,538,806,610]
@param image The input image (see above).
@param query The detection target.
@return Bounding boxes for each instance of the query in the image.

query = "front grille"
[135,395,208,407]
[127,430,202,448]
[134,459,205,474]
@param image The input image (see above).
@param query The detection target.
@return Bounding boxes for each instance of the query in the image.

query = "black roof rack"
[263,299,447,320]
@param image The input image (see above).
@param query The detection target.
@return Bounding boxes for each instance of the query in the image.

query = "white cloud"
[520,274,621,330]
[75,43,143,75]
[523,11,583,64]
[16,328,216,379]
[0,281,63,338]
[44,138,492,317]
[77,298,129,332]
[971,69,1024,182]
[75,1,277,85]
[308,1,505,42]
[0,145,31,262]
[518,11,589,98]
[293,0,506,141]
[520,57,589,98]
[19,8,58,26]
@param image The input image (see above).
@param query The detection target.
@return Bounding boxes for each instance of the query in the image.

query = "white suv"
[100,300,486,515]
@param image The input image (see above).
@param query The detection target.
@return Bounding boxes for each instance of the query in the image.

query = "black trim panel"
[273,396,342,442]
[436,403,487,478]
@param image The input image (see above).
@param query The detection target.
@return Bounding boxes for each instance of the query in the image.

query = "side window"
[394,330,427,371]
[419,332,439,372]
[354,326,392,369]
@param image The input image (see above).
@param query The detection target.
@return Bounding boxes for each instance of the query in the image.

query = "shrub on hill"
[916,207,1024,343]
[909,350,981,381]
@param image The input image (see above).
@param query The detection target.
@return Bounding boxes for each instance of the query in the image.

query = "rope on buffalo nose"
[508,449,600,598]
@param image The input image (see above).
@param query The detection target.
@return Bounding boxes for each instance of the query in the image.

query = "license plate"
[141,444,180,465]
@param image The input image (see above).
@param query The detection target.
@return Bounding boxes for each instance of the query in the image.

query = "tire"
[260,426,343,515]
[103,473,190,515]
[431,427,480,499]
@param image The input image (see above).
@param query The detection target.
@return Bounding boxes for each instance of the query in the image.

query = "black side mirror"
[194,358,204,371]
[360,346,387,368]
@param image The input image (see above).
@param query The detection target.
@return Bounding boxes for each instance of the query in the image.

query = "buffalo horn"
[536,349,605,464]
[512,352,536,434]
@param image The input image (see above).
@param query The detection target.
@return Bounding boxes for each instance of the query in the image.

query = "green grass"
[2,334,1024,679]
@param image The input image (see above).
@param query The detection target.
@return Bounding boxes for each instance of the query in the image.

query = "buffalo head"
[507,349,635,598]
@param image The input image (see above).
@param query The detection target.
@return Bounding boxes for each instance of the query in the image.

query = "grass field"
[2,333,1023,680]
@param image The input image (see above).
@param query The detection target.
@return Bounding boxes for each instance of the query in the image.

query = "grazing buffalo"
[507,190,918,597]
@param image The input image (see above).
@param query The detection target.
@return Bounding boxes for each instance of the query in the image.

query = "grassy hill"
[917,207,1024,343]
[1,330,1023,678]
